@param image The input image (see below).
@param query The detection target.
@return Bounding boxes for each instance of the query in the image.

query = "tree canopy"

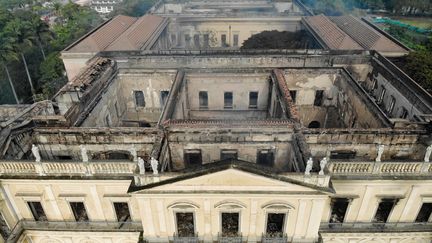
[0,1,102,104]
[241,30,313,50]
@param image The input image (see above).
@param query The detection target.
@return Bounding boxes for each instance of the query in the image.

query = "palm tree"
[4,19,36,99]
[29,15,52,60]
[0,33,20,104]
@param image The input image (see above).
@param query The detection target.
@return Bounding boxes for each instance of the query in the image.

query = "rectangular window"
[224,92,233,109]
[199,91,208,109]
[27,201,47,221]
[160,91,169,107]
[233,34,239,47]
[134,91,145,108]
[289,90,297,103]
[221,34,227,47]
[266,213,285,234]
[249,91,258,108]
[176,212,195,237]
[373,199,396,223]
[400,108,408,119]
[330,150,356,160]
[70,202,89,222]
[193,34,200,48]
[185,34,191,48]
[203,34,209,48]
[314,90,324,106]
[171,34,177,46]
[257,149,274,167]
[387,96,396,114]
[329,198,349,223]
[221,149,238,160]
[184,149,202,166]
[378,86,386,104]
[114,202,131,222]
[221,212,239,236]
[114,102,120,118]
[105,114,111,127]
[415,203,432,223]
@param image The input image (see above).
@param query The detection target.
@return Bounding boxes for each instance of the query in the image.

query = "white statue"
[150,157,159,175]
[305,157,313,176]
[129,146,138,162]
[425,145,432,162]
[319,157,328,175]
[138,157,145,174]
[31,144,41,162]
[80,145,89,162]
[376,145,385,162]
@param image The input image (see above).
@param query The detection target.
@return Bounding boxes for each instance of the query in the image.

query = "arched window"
[308,121,321,128]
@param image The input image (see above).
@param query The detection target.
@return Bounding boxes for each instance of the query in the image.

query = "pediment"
[131,168,330,194]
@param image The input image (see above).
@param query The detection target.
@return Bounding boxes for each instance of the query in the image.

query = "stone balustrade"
[0,161,137,176]
[329,161,432,175]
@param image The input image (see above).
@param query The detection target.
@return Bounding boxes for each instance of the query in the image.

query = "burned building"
[0,0,431,243]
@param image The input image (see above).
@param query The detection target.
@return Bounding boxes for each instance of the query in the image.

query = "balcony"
[173,233,199,243]
[218,233,242,243]
[8,220,143,243]
[320,222,432,233]
[261,232,288,243]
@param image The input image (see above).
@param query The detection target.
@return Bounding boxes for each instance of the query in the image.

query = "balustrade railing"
[329,161,431,175]
[261,233,288,243]
[173,233,199,243]
[0,161,137,176]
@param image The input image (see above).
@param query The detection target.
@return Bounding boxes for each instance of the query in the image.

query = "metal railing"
[261,232,288,243]
[173,233,200,243]
[8,220,143,243]
[218,233,242,243]
[320,222,432,232]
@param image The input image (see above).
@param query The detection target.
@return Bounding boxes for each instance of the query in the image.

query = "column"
[306,199,326,241]
[44,185,62,220]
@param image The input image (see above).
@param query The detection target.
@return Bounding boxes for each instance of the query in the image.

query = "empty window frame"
[114,202,131,222]
[193,34,200,48]
[27,201,47,221]
[70,202,89,222]
[289,90,297,103]
[400,107,408,119]
[176,212,195,237]
[330,150,356,160]
[415,203,432,223]
[221,149,238,160]
[314,90,324,106]
[221,34,227,47]
[114,102,120,118]
[185,34,191,48]
[257,149,274,167]
[134,91,145,108]
[378,86,386,104]
[171,34,177,46]
[105,114,111,127]
[329,198,350,223]
[224,92,233,109]
[199,91,208,109]
[233,34,239,47]
[387,96,396,114]
[373,199,396,223]
[203,34,210,48]
[221,212,239,236]
[0,212,10,240]
[184,149,202,166]
[266,213,285,234]
[249,91,258,108]
[160,91,169,107]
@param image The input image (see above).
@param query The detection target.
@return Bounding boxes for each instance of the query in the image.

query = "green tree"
[0,32,20,104]
[109,0,157,17]
[4,18,37,97]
